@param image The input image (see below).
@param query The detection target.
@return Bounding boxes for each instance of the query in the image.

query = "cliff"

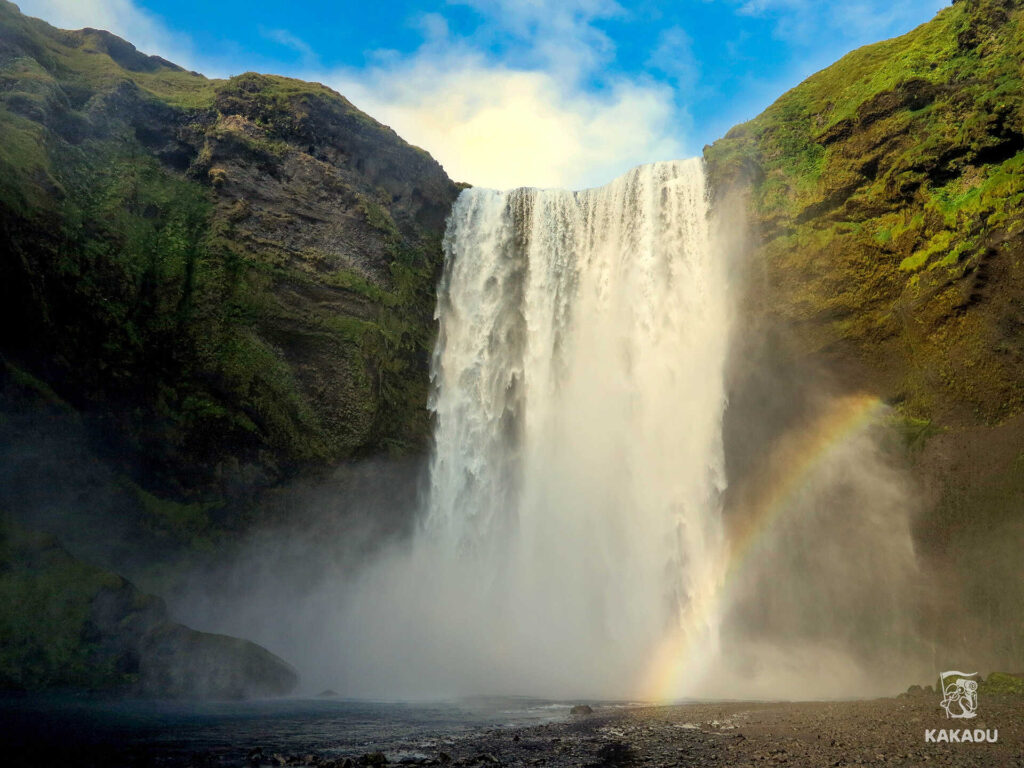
[0,0,459,503]
[0,0,457,693]
[705,0,1024,666]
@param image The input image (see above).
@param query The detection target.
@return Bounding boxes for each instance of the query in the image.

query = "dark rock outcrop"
[0,514,297,697]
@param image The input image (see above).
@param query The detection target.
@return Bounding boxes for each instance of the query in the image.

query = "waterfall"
[431,161,729,573]
[334,160,731,697]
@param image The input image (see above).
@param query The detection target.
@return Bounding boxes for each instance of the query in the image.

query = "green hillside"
[705,0,1024,668]
[0,0,458,504]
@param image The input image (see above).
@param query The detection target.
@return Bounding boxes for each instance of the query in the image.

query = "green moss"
[213,72,375,142]
[1,358,74,412]
[326,268,388,302]
[0,516,125,690]
[357,194,401,240]
[981,672,1024,695]
[890,411,945,453]
[56,49,218,109]
[0,110,54,213]
[705,0,1024,425]
[900,251,929,272]
[127,482,219,551]
[900,230,956,271]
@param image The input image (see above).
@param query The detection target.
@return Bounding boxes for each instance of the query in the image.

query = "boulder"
[135,624,297,699]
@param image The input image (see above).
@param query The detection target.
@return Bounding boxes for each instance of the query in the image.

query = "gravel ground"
[329,695,1024,768]
[10,694,1022,767]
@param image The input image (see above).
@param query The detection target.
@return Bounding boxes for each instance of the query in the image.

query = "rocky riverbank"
[263,697,1022,768]
[372,698,1022,768]
[16,695,1019,768]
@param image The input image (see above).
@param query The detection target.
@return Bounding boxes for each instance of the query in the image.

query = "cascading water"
[334,159,732,698]
[430,158,731,687]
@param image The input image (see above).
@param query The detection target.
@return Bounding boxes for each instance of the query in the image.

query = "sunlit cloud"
[320,0,687,190]
[327,51,684,190]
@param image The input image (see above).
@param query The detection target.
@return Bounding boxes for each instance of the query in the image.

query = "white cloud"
[320,0,687,190]
[260,27,319,68]
[646,25,699,90]
[450,0,624,80]
[16,0,214,74]
[329,51,684,190]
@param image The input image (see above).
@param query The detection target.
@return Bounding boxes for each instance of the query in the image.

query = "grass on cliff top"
[220,72,353,105]
[0,0,218,109]
[214,72,390,144]
[707,0,1019,216]
[55,45,218,109]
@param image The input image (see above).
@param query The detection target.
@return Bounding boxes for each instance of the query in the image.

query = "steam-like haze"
[700,409,929,699]
[171,160,930,702]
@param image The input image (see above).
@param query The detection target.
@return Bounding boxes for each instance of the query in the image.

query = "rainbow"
[636,393,889,702]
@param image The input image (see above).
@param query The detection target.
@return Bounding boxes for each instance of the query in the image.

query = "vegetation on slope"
[706,0,1024,670]
[706,0,1024,426]
[0,0,459,507]
[0,513,298,695]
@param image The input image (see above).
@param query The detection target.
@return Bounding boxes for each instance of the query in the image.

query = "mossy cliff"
[0,0,459,502]
[705,0,1024,666]
[707,0,1024,423]
[0,2,459,691]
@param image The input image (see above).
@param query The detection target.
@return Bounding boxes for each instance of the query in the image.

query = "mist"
[157,159,945,703]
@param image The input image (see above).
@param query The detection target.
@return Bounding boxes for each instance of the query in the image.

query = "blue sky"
[20,0,948,189]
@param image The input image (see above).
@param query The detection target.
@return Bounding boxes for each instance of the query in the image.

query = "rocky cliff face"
[0,1,457,693]
[0,0,459,503]
[705,0,1024,667]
